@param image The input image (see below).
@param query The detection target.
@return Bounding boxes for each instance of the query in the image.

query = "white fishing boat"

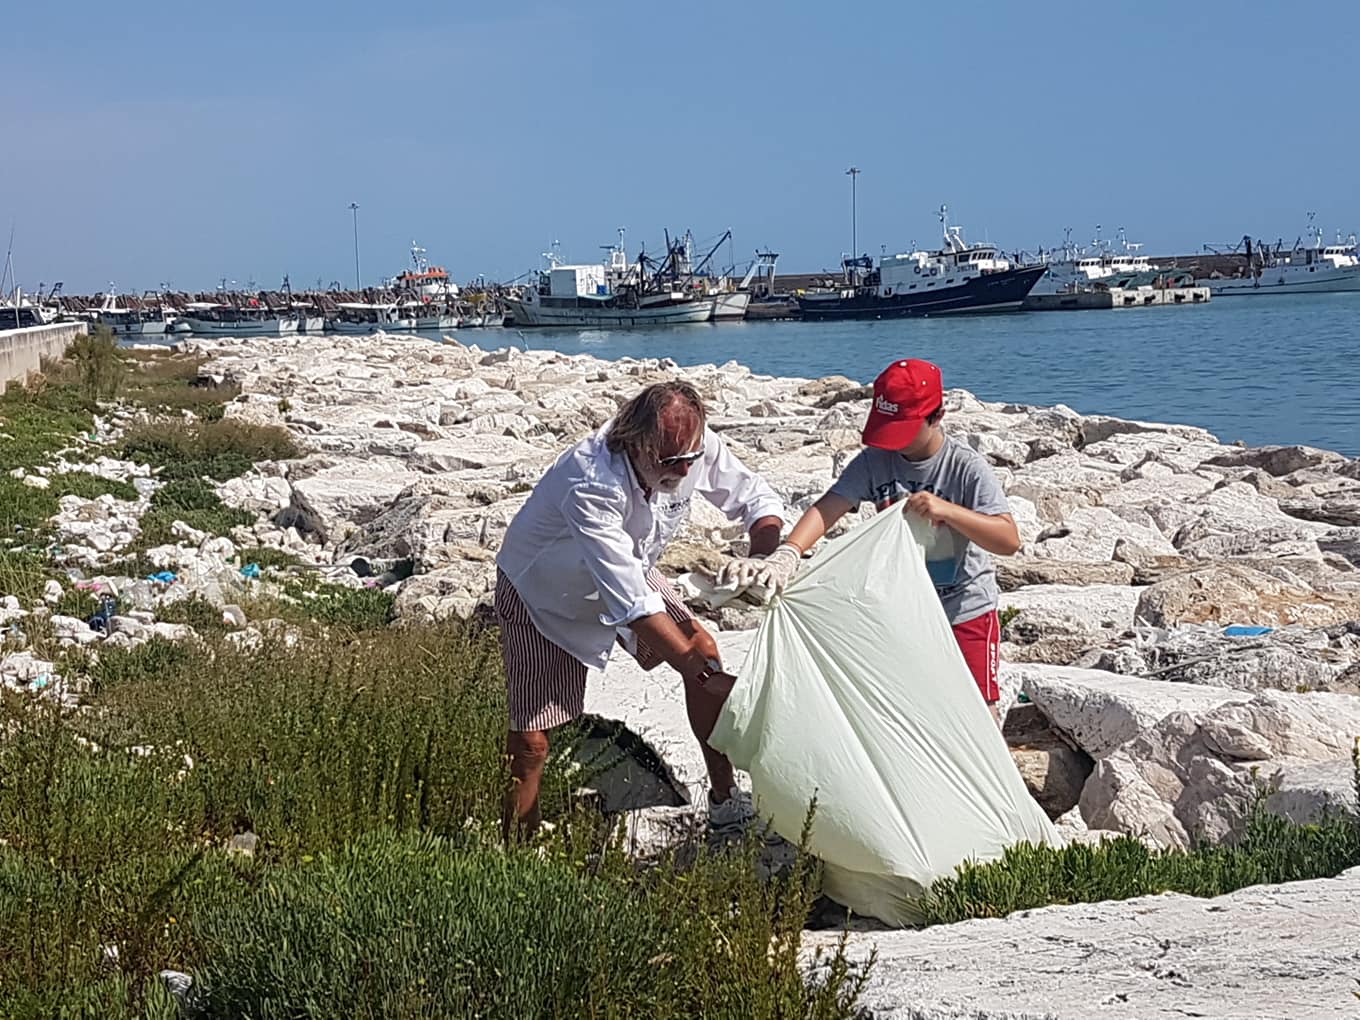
[1198,221,1360,295]
[505,232,714,327]
[687,234,772,321]
[327,302,417,334]
[181,301,300,336]
[1031,228,1159,295]
[797,206,1047,320]
[87,286,170,336]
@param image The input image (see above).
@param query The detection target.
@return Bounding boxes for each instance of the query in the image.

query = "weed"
[275,579,395,630]
[118,350,240,419]
[121,419,299,483]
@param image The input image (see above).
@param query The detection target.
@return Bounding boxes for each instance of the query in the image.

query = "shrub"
[119,350,240,418]
[919,777,1360,926]
[65,325,126,401]
[276,579,395,629]
[121,419,300,483]
[187,828,870,1020]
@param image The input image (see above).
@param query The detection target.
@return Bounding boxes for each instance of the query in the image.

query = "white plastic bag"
[709,507,1055,926]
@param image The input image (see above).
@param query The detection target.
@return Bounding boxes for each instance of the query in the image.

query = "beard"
[655,476,684,493]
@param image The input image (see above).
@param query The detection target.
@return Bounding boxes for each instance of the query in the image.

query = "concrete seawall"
[0,322,89,393]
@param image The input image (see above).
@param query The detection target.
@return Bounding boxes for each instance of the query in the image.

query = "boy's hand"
[904,491,956,526]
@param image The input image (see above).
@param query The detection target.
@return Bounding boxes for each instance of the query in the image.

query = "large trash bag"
[709,508,1056,926]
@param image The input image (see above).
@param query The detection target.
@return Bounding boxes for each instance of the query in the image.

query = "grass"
[0,625,871,1018]
[118,349,241,420]
[920,746,1360,925]
[121,419,299,484]
[236,546,302,571]
[272,579,395,630]
[153,597,229,634]
[136,477,254,549]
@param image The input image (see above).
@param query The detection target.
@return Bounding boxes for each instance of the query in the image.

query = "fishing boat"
[1197,221,1360,295]
[797,206,1047,321]
[327,302,417,334]
[504,232,714,327]
[87,286,170,336]
[181,300,299,336]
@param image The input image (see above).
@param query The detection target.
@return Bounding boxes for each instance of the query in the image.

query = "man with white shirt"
[494,380,785,840]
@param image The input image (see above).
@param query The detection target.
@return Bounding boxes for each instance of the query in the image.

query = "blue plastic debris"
[240,563,261,579]
[148,571,178,584]
[1223,625,1273,637]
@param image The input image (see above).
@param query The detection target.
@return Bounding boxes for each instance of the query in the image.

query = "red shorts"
[952,609,1000,703]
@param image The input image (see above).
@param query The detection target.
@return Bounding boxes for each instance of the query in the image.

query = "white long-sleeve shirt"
[496,423,785,670]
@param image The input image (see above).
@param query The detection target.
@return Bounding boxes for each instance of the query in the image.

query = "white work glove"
[717,543,802,593]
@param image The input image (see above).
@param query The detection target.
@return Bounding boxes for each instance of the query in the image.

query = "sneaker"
[706,787,784,845]
[707,787,757,834]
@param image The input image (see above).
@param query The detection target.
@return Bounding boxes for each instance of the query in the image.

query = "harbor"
[10,213,1360,338]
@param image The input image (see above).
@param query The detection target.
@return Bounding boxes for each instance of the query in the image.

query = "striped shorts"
[495,568,696,732]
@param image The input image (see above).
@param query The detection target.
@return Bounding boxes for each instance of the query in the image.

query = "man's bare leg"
[678,620,737,802]
[503,728,549,842]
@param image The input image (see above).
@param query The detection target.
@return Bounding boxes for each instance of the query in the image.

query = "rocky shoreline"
[5,331,1360,1016]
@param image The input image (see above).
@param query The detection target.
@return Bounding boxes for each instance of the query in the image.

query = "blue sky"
[4,1,1357,294]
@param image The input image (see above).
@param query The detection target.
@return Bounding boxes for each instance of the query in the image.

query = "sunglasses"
[657,449,704,468]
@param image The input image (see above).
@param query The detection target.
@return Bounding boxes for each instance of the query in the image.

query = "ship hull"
[505,297,713,327]
[797,264,1048,321]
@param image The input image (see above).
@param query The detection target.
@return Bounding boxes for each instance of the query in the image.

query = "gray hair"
[606,381,707,457]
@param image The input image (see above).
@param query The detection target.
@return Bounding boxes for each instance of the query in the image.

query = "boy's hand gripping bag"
[709,508,1056,925]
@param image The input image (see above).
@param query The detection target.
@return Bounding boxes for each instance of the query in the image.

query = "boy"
[720,358,1020,723]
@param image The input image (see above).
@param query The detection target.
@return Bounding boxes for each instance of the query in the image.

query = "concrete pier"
[0,322,88,393]
[1023,287,1211,311]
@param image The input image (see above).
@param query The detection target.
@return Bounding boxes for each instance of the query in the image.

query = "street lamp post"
[845,166,860,264]
[349,202,361,291]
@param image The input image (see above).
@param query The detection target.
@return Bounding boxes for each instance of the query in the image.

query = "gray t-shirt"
[828,435,1010,625]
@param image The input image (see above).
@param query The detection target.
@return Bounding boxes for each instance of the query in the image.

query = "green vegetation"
[0,626,869,1018]
[135,477,254,549]
[118,348,240,420]
[121,417,299,484]
[66,325,127,401]
[921,747,1360,925]
[236,545,302,571]
[273,578,396,630]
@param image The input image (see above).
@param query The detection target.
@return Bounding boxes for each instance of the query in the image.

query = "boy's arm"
[904,491,1021,556]
[785,492,855,553]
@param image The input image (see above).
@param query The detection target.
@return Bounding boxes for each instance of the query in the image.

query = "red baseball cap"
[861,359,944,449]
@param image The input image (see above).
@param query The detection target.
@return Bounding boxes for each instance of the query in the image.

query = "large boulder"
[1078,687,1360,848]
[995,558,1135,591]
[1202,444,1346,477]
[1011,664,1251,759]
[802,868,1360,1018]
[1135,563,1360,628]
[282,461,423,543]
